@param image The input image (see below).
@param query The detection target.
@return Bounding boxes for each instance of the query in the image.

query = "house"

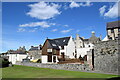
[2,46,28,64]
[107,20,120,40]
[41,36,75,63]
[74,31,101,58]
[28,45,42,60]
[7,53,27,64]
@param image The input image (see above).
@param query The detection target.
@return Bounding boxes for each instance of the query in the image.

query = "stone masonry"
[94,40,120,74]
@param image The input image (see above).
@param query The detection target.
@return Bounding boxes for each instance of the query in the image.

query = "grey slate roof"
[83,39,89,41]
[47,39,60,49]
[47,37,70,49]
[29,47,39,51]
[79,37,84,40]
[107,20,120,29]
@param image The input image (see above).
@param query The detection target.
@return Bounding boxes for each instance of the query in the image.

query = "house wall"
[7,54,16,64]
[28,50,41,60]
[66,36,75,59]
[107,29,115,40]
[7,54,27,64]
[17,54,27,61]
[42,40,48,55]
[41,55,47,63]
[59,46,67,55]
[52,49,59,55]
[76,47,93,58]
[41,55,58,63]
[107,28,119,40]
[114,28,119,38]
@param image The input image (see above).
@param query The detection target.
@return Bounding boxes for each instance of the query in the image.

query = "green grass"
[2,65,119,78]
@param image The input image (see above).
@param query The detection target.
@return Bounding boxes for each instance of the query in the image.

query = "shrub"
[2,60,10,67]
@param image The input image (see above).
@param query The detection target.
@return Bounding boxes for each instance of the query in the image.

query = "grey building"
[28,45,42,60]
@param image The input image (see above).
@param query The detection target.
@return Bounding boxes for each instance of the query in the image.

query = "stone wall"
[16,62,91,71]
[94,40,120,74]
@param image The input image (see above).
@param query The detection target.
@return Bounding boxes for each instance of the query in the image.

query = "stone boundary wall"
[94,40,120,74]
[16,62,91,71]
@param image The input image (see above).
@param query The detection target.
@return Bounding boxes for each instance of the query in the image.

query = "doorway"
[48,53,52,62]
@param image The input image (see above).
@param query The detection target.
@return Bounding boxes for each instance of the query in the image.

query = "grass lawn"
[2,65,119,78]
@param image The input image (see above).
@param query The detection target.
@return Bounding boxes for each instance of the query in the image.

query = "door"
[48,53,52,62]
[61,52,65,59]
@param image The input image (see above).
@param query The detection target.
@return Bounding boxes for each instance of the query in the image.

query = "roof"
[7,50,26,54]
[79,37,84,40]
[83,39,89,41]
[29,47,39,51]
[107,20,120,29]
[47,39,60,49]
[47,37,71,49]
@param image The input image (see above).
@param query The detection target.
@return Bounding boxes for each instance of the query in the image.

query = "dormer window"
[119,29,120,32]
[63,40,66,42]
[52,44,56,46]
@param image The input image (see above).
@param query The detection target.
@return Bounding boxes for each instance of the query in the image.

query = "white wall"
[7,54,27,64]
[59,46,67,55]
[17,54,27,61]
[41,55,59,63]
[7,54,16,64]
[76,47,93,58]
[41,55,47,63]
[66,36,75,59]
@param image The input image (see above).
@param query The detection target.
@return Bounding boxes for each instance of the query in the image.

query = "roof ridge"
[49,36,70,40]
[107,20,120,23]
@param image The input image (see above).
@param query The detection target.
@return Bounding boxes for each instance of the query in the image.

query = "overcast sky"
[1,1,119,52]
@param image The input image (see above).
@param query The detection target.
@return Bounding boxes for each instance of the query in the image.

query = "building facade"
[41,36,75,63]
[107,20,120,40]
[28,45,42,60]
[74,31,101,58]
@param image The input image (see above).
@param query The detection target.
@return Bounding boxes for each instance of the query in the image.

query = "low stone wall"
[94,40,120,74]
[16,62,91,71]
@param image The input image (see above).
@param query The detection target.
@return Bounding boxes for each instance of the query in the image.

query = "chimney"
[91,31,95,37]
[100,34,102,40]
[76,34,80,40]
[82,37,84,39]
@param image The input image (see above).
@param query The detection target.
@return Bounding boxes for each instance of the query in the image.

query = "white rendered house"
[7,53,27,64]
[74,32,100,58]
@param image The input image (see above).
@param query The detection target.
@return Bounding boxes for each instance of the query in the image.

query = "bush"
[2,60,10,67]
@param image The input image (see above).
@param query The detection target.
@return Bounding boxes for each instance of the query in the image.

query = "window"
[47,49,52,52]
[111,29,114,33]
[61,52,65,59]
[52,44,56,46]
[119,29,120,32]
[88,45,90,47]
[53,56,56,63]
[61,46,64,50]
[53,49,56,54]
[63,40,66,42]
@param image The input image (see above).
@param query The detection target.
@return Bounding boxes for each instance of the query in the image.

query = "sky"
[1,1,119,52]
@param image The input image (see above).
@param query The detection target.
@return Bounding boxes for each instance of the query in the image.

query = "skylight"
[52,44,56,46]
[63,40,66,42]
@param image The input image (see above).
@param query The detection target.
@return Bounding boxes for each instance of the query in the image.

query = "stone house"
[41,36,75,63]
[28,45,42,60]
